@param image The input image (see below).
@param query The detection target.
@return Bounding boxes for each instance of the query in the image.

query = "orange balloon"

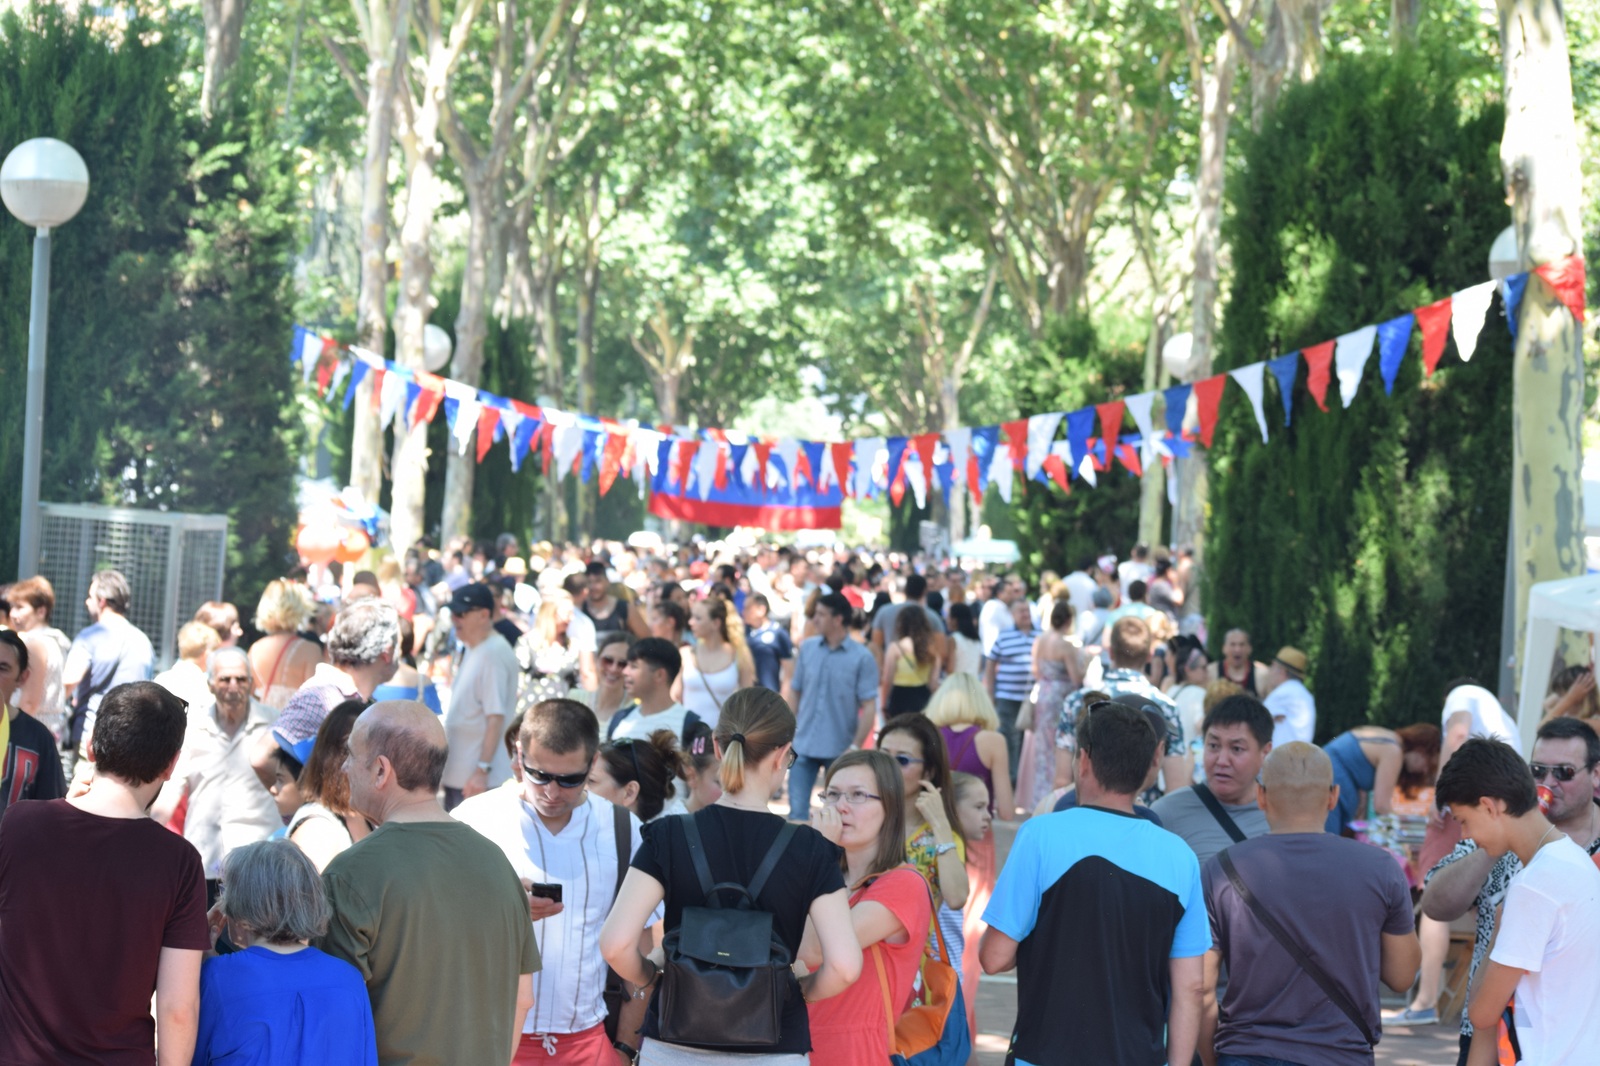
[333,526,370,564]
[296,524,340,564]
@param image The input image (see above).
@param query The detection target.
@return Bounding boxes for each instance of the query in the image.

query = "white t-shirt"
[1442,684,1520,753]
[452,789,659,1035]
[1489,835,1600,1065]
[442,633,520,790]
[1063,571,1098,615]
[1117,559,1152,600]
[566,610,598,655]
[978,599,1015,656]
[609,702,693,745]
[1264,678,1316,746]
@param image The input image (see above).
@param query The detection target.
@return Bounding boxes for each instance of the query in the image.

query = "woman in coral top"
[800,750,933,1066]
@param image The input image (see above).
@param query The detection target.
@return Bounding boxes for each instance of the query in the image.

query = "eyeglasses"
[887,753,923,768]
[822,789,881,807]
[522,763,589,789]
[1530,762,1593,783]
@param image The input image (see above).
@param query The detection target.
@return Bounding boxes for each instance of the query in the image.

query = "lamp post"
[1,138,90,579]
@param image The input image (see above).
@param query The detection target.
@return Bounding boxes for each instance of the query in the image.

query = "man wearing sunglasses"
[454,698,661,1066]
[1420,718,1600,1062]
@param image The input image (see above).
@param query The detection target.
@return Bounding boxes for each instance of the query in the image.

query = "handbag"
[869,875,971,1066]
[1014,682,1039,733]
[656,816,799,1049]
[1218,849,1377,1046]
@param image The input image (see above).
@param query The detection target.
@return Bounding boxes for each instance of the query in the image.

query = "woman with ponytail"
[600,688,862,1064]
[589,730,690,822]
[679,595,754,729]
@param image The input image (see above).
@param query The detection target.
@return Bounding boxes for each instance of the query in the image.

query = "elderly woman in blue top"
[193,839,376,1066]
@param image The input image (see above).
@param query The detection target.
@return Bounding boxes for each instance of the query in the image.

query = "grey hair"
[326,599,401,666]
[218,839,330,944]
[207,646,253,684]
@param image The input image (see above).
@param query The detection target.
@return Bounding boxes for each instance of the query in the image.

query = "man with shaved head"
[1200,742,1419,1065]
[318,701,539,1066]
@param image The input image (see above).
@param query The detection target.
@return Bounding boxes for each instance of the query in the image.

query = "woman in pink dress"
[1015,601,1082,813]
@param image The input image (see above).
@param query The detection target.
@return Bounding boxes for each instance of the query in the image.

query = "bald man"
[1198,743,1419,1066]
[318,701,539,1066]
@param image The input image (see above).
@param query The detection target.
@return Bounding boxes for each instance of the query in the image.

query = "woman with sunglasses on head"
[798,750,932,1066]
[572,631,634,735]
[589,730,690,822]
[876,714,968,910]
[600,688,861,1065]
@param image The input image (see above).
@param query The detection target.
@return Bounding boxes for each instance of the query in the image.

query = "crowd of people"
[0,536,1597,1066]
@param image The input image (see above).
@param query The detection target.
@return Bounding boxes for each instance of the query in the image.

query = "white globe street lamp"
[2,138,90,579]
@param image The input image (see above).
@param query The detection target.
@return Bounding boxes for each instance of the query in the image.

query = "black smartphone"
[528,882,563,903]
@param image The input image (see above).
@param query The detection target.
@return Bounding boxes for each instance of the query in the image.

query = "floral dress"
[1016,656,1077,813]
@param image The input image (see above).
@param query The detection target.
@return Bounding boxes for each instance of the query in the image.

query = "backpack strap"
[1218,848,1378,1047]
[682,811,718,899]
[747,822,798,901]
[682,814,797,909]
[1193,784,1248,843]
[612,802,632,900]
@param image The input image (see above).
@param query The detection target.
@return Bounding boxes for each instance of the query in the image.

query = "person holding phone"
[454,697,662,1066]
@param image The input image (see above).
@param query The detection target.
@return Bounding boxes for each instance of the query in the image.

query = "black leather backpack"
[656,815,799,1049]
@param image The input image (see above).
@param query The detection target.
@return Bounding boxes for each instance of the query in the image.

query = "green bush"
[1204,42,1510,737]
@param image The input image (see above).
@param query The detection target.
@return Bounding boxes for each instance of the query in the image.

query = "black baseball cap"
[448,583,495,614]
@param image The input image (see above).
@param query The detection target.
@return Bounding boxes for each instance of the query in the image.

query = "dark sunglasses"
[522,763,589,789]
[1530,762,1594,783]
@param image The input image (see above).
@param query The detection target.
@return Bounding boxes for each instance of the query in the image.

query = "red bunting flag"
[1116,443,1143,478]
[794,448,814,489]
[475,407,499,463]
[1194,373,1228,447]
[1413,297,1452,376]
[537,423,556,474]
[752,441,773,491]
[413,372,445,424]
[830,442,854,496]
[1042,453,1072,493]
[1301,341,1336,411]
[1001,420,1030,469]
[598,430,629,495]
[913,433,939,492]
[671,440,698,490]
[967,453,985,506]
[1095,401,1125,468]
[1534,255,1587,323]
[889,467,907,507]
[712,442,730,491]
[370,368,385,411]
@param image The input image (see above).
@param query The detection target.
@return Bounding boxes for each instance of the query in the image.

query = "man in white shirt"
[442,583,521,810]
[1062,557,1100,616]
[152,647,280,887]
[608,637,693,743]
[1261,646,1316,746]
[1117,544,1153,601]
[1442,681,1520,764]
[454,698,659,1066]
[978,575,1025,656]
[1439,737,1600,1066]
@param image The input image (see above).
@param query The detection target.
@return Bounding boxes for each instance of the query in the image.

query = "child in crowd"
[940,772,993,975]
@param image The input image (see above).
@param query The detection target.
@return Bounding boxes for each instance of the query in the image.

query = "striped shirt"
[987,629,1036,701]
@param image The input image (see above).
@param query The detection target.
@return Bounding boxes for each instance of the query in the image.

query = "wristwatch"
[613,1041,639,1065]
[933,841,958,857]
[475,760,493,773]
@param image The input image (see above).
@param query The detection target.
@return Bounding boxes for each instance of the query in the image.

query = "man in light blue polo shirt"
[787,592,877,820]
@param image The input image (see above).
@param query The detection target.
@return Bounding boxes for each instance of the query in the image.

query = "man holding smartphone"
[455,697,662,1066]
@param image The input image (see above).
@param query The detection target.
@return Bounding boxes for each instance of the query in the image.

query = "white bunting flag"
[944,428,972,496]
[1077,452,1098,488]
[452,396,483,455]
[378,371,406,428]
[551,422,584,483]
[739,444,761,488]
[693,439,720,499]
[1024,413,1064,479]
[773,439,800,491]
[907,451,928,509]
[853,438,885,499]
[1125,392,1158,463]
[1228,363,1270,442]
[991,451,1015,502]
[1452,280,1497,363]
[1333,324,1377,408]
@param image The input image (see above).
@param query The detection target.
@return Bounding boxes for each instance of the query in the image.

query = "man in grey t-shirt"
[787,593,877,819]
[869,573,946,659]
[62,569,154,772]
[1151,695,1273,865]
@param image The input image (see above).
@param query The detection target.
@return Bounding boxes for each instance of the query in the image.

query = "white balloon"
[1162,331,1198,382]
[422,323,454,372]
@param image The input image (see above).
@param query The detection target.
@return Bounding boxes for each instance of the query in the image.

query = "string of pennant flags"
[291,255,1586,526]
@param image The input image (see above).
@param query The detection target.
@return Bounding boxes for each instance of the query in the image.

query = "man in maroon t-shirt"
[0,680,210,1065]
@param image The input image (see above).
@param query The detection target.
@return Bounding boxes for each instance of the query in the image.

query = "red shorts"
[513,1023,614,1066]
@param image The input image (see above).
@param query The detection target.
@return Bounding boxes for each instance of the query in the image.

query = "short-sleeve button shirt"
[790,636,877,758]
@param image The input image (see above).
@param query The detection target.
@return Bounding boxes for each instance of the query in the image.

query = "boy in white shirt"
[1437,737,1600,1066]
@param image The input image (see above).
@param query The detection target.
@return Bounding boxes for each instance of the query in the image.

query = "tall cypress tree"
[1204,42,1510,736]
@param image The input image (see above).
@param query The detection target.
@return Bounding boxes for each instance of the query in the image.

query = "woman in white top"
[569,631,634,735]
[678,595,753,728]
[7,576,72,744]
[944,602,984,678]
[1164,635,1209,785]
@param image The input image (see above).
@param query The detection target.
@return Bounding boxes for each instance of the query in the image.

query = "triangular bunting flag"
[1451,280,1496,363]
[1334,324,1377,409]
[1193,373,1228,447]
[830,442,854,497]
[1228,363,1269,443]
[475,406,499,463]
[1500,273,1529,342]
[1162,384,1192,438]
[943,428,971,503]
[671,439,698,491]
[1533,255,1586,322]
[1301,340,1335,412]
[913,434,940,498]
[1065,409,1097,477]
[1413,296,1451,376]
[970,427,1000,502]
[1125,393,1157,465]
[598,430,629,495]
[1024,414,1063,479]
[342,360,368,412]
[1267,353,1299,424]
[1095,401,1125,469]
[1375,314,1413,396]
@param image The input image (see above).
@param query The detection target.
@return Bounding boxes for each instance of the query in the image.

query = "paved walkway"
[967,818,1461,1066]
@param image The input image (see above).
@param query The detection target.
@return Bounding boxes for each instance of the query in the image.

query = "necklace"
[1534,823,1562,853]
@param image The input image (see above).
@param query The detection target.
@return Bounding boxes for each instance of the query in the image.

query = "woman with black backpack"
[600,687,862,1065]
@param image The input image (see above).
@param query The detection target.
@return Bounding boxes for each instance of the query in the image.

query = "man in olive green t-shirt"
[319,700,539,1066]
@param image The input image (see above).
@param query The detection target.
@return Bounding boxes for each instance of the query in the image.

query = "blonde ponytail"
[715,687,794,797]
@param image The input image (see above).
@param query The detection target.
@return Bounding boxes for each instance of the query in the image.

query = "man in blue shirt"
[742,593,794,694]
[786,593,876,820]
[62,569,154,776]
[982,700,1208,1066]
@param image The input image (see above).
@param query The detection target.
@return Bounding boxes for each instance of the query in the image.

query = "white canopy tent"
[1517,573,1600,754]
